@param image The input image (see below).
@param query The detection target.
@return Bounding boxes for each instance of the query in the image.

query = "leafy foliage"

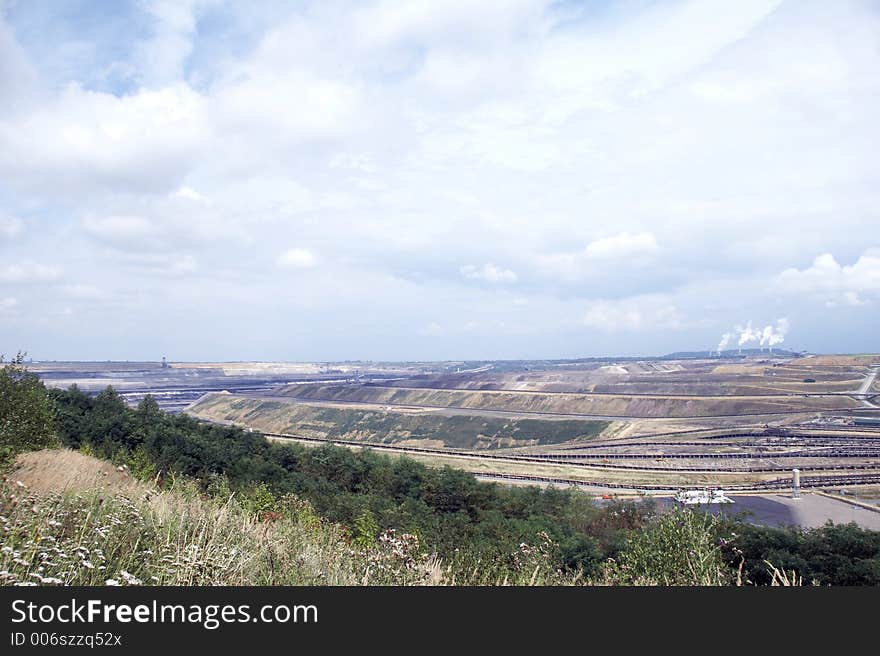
[601,507,733,585]
[0,353,57,462]
[723,520,880,585]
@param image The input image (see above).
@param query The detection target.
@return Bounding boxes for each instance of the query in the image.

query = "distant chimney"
[161,356,168,369]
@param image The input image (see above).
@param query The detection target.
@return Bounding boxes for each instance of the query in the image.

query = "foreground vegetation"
[3,450,573,586]
[2,355,880,585]
[50,386,636,574]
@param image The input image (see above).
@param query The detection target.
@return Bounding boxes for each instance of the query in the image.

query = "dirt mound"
[9,449,149,496]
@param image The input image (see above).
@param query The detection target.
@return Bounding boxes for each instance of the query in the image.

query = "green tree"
[353,509,379,548]
[49,384,93,449]
[127,446,157,480]
[0,352,57,461]
[89,386,134,456]
[239,482,279,518]
[602,508,733,586]
[136,394,161,425]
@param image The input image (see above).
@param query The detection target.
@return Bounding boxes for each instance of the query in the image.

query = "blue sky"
[1,0,878,361]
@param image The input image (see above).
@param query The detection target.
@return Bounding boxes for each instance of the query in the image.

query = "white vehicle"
[675,489,734,505]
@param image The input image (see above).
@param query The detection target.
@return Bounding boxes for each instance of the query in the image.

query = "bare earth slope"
[268,384,859,417]
[188,393,609,449]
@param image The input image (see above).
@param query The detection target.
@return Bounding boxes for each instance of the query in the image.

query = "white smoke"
[759,318,789,348]
[736,321,760,347]
[716,332,733,355]
[716,318,790,355]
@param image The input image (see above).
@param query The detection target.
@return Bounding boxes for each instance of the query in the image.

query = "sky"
[0,0,878,362]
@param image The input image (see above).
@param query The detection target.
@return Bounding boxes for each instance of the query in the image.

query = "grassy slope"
[188,394,609,448]
[1,449,576,586]
[271,384,858,417]
[4,451,846,586]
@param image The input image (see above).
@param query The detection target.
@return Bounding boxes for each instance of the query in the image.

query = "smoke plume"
[715,318,790,355]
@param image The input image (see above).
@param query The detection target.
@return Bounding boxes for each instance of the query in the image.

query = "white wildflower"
[120,571,142,585]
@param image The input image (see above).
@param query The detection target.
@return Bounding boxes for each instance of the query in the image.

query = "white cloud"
[124,252,198,277]
[164,254,198,276]
[841,291,867,307]
[0,262,62,284]
[1,1,879,357]
[583,296,682,333]
[420,322,445,337]
[0,83,208,194]
[0,297,18,313]
[172,186,209,203]
[0,18,36,114]
[81,215,163,251]
[352,0,547,49]
[134,0,216,87]
[775,250,880,305]
[0,214,23,239]
[584,232,659,259]
[460,263,518,283]
[212,69,361,145]
[277,248,318,270]
[532,232,661,285]
[61,284,106,300]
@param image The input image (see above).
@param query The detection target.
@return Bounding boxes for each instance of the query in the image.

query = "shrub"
[0,353,57,462]
[599,508,734,586]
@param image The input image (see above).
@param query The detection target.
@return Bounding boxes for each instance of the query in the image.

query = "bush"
[726,521,880,586]
[0,353,57,462]
[600,508,734,586]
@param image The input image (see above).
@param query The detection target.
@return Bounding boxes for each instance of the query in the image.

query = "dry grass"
[12,449,148,496]
[0,450,576,587]
[1,450,808,587]
[766,561,803,586]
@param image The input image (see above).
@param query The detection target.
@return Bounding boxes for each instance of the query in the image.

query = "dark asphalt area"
[655,493,880,529]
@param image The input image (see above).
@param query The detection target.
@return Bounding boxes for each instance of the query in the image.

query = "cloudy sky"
[1,0,878,362]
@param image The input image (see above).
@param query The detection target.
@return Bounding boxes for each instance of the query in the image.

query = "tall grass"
[596,508,739,586]
[1,450,800,586]
[0,462,575,586]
